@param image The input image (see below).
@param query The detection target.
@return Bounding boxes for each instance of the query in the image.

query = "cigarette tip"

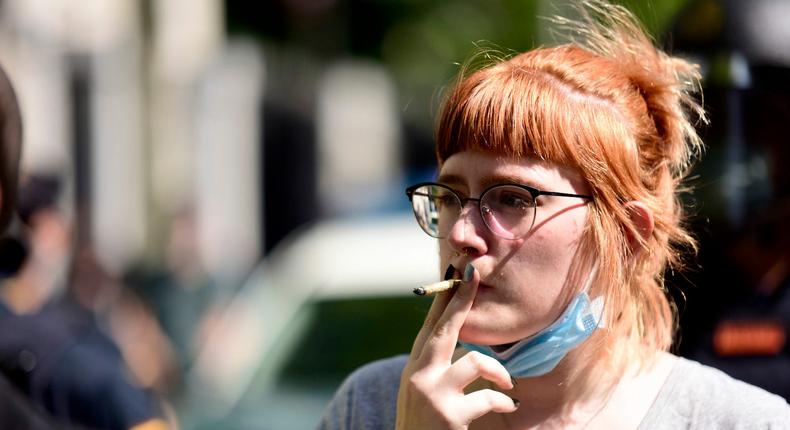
[412,287,427,296]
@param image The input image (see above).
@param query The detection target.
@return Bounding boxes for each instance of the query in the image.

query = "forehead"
[438,150,586,192]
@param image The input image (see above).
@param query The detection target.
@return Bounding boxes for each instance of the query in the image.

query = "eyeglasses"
[405,182,593,240]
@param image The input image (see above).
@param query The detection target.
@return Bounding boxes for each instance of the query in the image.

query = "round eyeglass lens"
[480,185,536,239]
[410,184,461,238]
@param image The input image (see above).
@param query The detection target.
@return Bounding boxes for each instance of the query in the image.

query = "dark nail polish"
[512,398,520,408]
[463,264,475,282]
[510,375,518,386]
[443,264,456,281]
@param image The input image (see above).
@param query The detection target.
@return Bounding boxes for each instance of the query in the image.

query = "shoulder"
[317,355,408,430]
[347,354,409,388]
[642,356,790,429]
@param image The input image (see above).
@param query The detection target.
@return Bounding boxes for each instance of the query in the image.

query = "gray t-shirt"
[317,355,790,429]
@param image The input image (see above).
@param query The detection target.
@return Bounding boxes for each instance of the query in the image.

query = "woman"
[319,1,790,428]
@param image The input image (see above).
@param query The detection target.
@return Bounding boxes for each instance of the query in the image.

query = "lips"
[448,263,496,289]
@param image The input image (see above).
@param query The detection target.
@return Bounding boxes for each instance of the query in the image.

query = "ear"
[624,201,654,255]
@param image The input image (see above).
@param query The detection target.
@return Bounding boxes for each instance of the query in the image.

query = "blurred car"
[178,213,440,429]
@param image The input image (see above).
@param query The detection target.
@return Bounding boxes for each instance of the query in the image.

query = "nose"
[446,201,488,257]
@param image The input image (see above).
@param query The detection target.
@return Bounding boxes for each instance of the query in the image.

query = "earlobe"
[624,201,654,254]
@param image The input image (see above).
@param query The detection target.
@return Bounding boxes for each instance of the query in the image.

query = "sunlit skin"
[437,150,593,347]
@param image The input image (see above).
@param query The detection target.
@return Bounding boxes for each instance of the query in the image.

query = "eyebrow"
[436,173,465,187]
[436,172,546,191]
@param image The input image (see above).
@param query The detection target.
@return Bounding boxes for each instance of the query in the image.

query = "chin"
[458,323,517,346]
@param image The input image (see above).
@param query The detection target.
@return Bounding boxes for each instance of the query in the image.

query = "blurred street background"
[0,0,789,429]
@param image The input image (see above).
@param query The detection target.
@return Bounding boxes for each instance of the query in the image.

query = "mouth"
[449,263,496,290]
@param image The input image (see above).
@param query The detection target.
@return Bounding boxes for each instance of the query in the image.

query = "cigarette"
[413,279,462,296]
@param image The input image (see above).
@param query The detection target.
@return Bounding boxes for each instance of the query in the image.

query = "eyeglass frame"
[404,181,594,240]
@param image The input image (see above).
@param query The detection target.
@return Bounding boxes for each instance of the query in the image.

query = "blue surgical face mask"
[459,267,604,378]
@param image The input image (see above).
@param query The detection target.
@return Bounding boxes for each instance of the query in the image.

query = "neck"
[518,349,617,424]
[462,339,623,429]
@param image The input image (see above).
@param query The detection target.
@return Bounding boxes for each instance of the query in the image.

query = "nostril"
[462,246,476,256]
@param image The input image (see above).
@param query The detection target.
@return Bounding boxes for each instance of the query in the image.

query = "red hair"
[437,0,706,380]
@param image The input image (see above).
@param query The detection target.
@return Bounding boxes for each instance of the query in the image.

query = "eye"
[498,191,531,210]
[429,188,458,208]
[438,194,456,205]
[484,186,535,215]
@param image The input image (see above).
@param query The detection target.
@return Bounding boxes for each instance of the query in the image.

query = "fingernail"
[510,375,518,387]
[463,263,475,282]
[443,264,456,281]
[512,398,520,408]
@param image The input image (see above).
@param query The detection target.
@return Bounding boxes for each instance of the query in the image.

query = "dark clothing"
[0,298,160,429]
[0,372,56,429]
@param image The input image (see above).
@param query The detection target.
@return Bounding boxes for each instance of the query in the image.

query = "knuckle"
[466,350,484,368]
[406,369,434,393]
[467,350,495,372]
[482,390,502,408]
[406,373,424,389]
[432,323,451,339]
[421,314,438,330]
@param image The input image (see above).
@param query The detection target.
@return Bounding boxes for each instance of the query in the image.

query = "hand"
[395,264,518,430]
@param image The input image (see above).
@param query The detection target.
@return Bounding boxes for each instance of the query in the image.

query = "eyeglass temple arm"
[538,190,593,200]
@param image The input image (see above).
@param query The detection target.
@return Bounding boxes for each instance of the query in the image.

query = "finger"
[442,351,513,391]
[421,265,479,364]
[456,389,519,423]
[409,284,457,359]
[409,264,460,358]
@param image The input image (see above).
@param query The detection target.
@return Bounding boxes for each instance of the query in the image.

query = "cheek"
[519,226,581,265]
[504,214,587,287]
[537,211,586,251]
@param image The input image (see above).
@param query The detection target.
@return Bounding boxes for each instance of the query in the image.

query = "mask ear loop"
[581,261,606,328]
[581,261,599,294]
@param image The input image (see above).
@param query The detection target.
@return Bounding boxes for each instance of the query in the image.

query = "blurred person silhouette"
[124,207,220,384]
[69,243,180,398]
[0,66,172,429]
[0,54,58,430]
[319,1,790,429]
[1,174,70,313]
[0,175,175,430]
